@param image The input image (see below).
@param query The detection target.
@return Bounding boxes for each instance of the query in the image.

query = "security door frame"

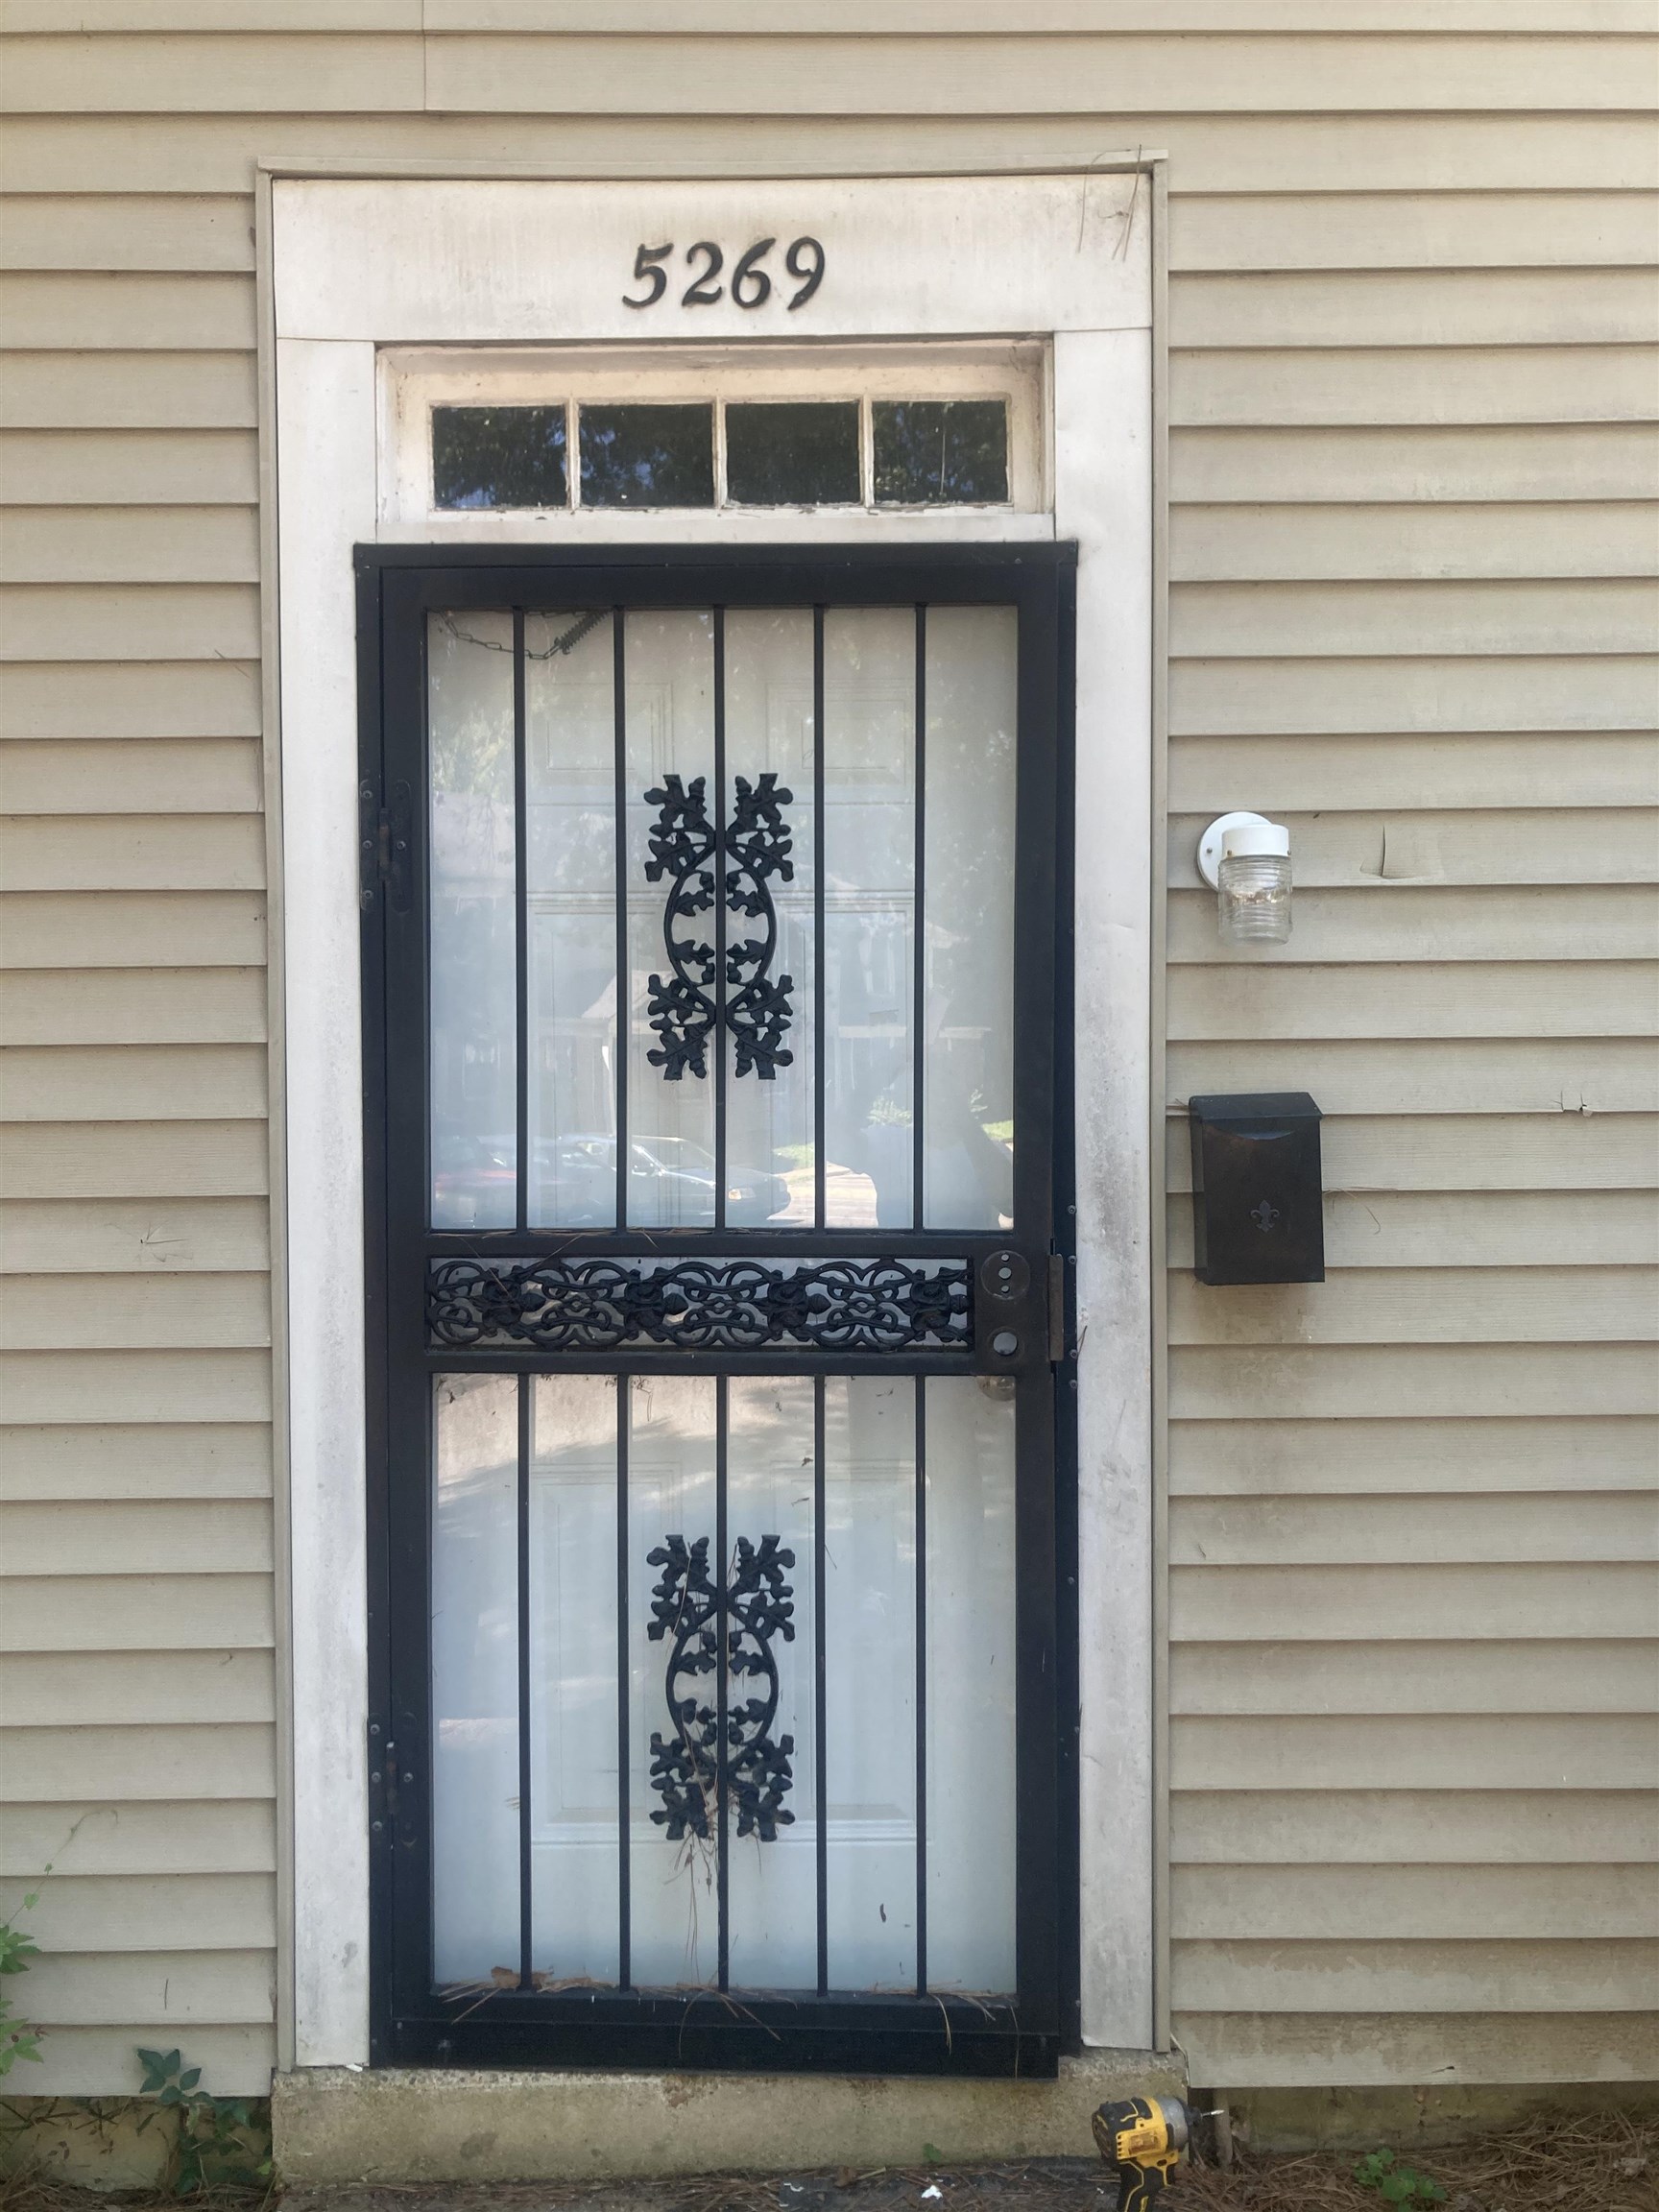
[361,543,1073,2073]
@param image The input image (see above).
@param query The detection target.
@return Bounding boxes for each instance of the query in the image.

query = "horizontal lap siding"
[0,40,277,2096]
[0,8,1653,2101]
[1152,36,1659,2087]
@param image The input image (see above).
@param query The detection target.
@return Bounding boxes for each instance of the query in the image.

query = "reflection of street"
[778,1157,880,1226]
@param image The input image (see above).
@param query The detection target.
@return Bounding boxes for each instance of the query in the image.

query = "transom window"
[432,396,1012,512]
[379,343,1047,533]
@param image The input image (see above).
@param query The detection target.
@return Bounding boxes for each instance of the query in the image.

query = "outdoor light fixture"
[1197,811,1292,945]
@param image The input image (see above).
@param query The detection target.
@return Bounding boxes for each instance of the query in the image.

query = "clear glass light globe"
[1216,832,1291,945]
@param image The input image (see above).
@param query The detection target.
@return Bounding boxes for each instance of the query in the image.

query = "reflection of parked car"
[435,1131,792,1222]
[537,1134,790,1222]
[433,1133,517,1225]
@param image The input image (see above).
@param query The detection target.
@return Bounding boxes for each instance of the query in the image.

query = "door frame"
[361,543,1072,2075]
[266,167,1161,2071]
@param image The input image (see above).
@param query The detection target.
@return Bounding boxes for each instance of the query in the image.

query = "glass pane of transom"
[725,401,860,506]
[579,403,715,508]
[433,404,568,511]
[873,400,1009,504]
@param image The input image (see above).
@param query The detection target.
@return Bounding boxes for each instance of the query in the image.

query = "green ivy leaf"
[0,1933,38,1977]
[0,2029,43,2074]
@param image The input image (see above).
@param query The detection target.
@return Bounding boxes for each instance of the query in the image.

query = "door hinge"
[1047,1252,1068,1364]
[369,1723,398,1842]
[359,778,413,914]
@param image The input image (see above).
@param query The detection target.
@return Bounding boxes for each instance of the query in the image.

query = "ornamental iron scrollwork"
[642,774,718,1081]
[426,1255,972,1354]
[642,772,795,1082]
[646,1532,796,1842]
[723,774,795,1080]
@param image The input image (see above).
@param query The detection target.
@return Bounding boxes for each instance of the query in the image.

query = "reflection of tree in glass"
[873,401,1008,505]
[578,405,714,509]
[726,402,860,506]
[433,405,567,510]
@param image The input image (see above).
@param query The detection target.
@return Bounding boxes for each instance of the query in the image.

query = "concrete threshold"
[272,2053,1186,2184]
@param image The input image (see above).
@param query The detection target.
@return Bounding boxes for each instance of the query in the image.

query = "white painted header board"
[272,174,1149,344]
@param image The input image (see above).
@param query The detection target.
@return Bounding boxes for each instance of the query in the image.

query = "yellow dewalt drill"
[1092,2096,1206,2210]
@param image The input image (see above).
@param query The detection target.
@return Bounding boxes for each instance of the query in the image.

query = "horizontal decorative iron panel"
[426,1256,973,1354]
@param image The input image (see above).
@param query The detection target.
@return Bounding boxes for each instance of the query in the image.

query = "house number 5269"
[623,237,826,311]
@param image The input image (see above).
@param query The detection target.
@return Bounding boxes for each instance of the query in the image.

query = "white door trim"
[270,170,1157,2066]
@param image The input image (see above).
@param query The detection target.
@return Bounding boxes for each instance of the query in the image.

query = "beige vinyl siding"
[1,4,1654,2099]
[1156,33,1658,2080]
[0,43,276,2080]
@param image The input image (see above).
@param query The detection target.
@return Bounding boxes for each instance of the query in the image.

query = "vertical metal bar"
[615,1374,632,1988]
[713,606,727,1232]
[514,608,528,1231]
[1052,558,1082,2046]
[511,614,535,1977]
[715,1374,730,1991]
[813,1373,828,1995]
[517,1374,533,1988]
[913,1375,927,1995]
[812,606,826,1232]
[912,604,926,1232]
[1007,567,1064,2033]
[613,611,628,1231]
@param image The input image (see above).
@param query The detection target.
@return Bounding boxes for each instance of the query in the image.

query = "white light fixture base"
[1196,811,1273,890]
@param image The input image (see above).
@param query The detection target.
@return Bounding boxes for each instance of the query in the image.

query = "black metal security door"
[360,546,1074,2075]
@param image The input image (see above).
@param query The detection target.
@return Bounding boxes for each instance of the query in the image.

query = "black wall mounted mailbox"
[1189,1093,1325,1286]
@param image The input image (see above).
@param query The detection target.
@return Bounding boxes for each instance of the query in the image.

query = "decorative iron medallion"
[426,1256,973,1353]
[646,1532,796,1843]
[641,774,719,1081]
[641,772,795,1082]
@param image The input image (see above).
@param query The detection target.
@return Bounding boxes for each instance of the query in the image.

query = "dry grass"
[0,2182,275,2212]
[0,2112,1650,2212]
[1183,2110,1656,2212]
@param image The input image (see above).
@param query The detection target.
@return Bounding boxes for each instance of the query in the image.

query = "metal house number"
[623,237,826,311]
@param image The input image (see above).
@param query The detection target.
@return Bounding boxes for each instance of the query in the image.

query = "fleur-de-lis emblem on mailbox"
[1249,1198,1282,1233]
